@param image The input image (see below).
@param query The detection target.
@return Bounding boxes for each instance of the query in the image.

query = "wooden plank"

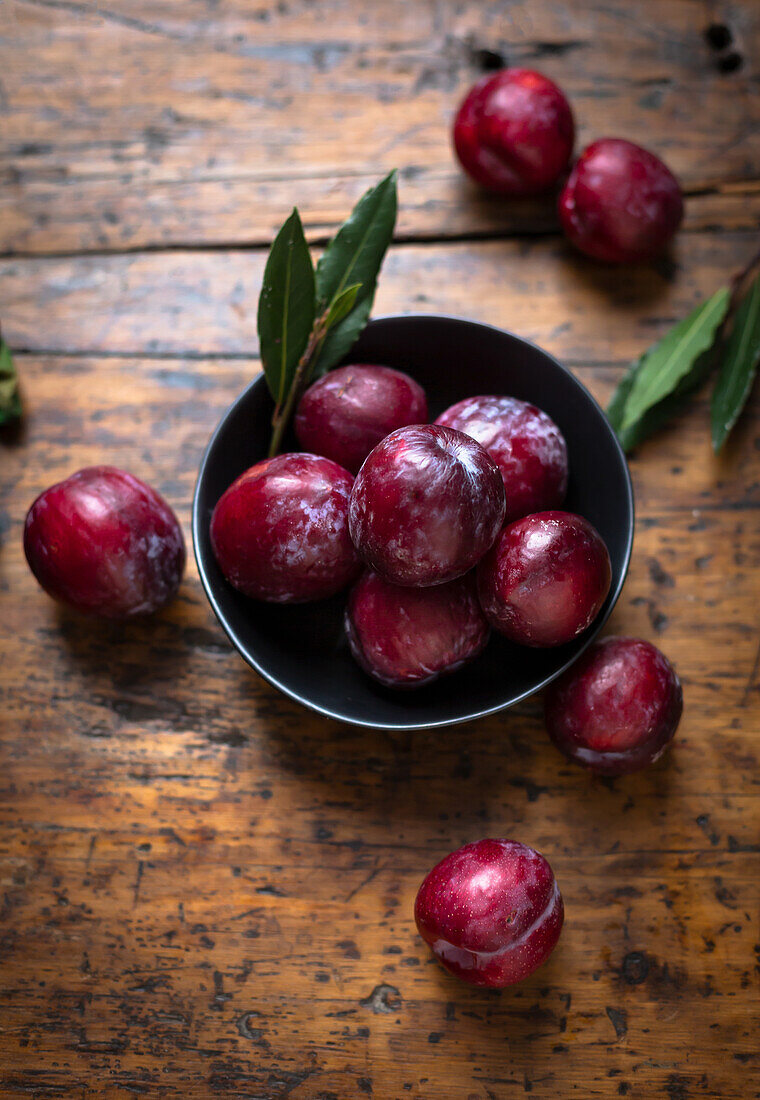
[0,344,757,1096]
[2,169,759,259]
[2,229,760,363]
[0,859,754,1100]
[1,1,759,1093]
[1,0,759,253]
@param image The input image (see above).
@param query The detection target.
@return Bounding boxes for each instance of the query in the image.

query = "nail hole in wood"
[716,51,743,73]
[704,23,733,51]
[471,47,506,71]
[721,51,743,73]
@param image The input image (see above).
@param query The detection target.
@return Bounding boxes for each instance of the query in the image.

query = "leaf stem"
[267,313,329,457]
[261,171,397,457]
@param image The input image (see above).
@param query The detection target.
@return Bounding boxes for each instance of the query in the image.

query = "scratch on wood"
[17,0,192,45]
[739,635,760,706]
[133,860,144,905]
[344,862,383,903]
[85,834,96,866]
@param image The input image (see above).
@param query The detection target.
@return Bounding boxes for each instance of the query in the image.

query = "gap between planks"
[1,177,759,263]
[7,349,625,366]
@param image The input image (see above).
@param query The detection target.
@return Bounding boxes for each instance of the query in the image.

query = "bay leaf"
[257,208,315,407]
[0,337,21,425]
[619,286,730,433]
[312,171,397,376]
[609,343,721,453]
[711,273,760,452]
[324,282,362,331]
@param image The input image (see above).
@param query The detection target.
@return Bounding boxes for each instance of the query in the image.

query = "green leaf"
[324,283,362,331]
[314,297,373,378]
[711,273,760,452]
[609,343,721,453]
[0,337,21,425]
[606,359,640,433]
[312,170,397,375]
[619,286,731,433]
[315,171,397,309]
[617,375,702,453]
[257,208,315,407]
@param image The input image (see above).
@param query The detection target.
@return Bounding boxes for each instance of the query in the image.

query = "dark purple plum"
[415,838,564,987]
[453,68,575,196]
[545,636,683,774]
[345,570,489,688]
[210,453,360,603]
[24,466,185,619]
[348,425,505,587]
[436,394,568,522]
[295,364,428,474]
[477,511,611,647]
[559,138,683,263]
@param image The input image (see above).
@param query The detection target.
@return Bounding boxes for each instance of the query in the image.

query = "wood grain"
[1,341,758,1099]
[1,1,759,1097]
[0,0,759,253]
[2,231,760,362]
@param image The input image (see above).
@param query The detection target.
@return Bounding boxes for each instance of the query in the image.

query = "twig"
[268,313,329,457]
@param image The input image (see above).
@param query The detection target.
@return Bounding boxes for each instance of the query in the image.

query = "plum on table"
[24,466,185,619]
[559,138,683,263]
[415,838,564,987]
[453,68,575,196]
[545,636,683,774]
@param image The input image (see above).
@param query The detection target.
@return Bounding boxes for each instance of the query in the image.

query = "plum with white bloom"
[348,424,505,587]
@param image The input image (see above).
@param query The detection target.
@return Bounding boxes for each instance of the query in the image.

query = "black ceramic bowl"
[193,315,633,730]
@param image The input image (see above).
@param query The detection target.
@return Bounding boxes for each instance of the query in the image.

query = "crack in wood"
[1,174,759,262]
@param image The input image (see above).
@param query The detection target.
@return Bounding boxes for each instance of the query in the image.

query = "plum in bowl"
[193,315,633,730]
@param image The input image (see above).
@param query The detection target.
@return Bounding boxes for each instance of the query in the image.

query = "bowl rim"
[192,312,635,730]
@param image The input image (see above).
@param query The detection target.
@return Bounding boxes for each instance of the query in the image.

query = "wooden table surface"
[1,2,759,1097]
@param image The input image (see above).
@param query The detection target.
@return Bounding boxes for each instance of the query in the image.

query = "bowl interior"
[193,315,633,729]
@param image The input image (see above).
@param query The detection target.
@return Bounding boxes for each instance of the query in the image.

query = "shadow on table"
[49,590,676,843]
[47,593,230,736]
[556,238,680,309]
[0,415,26,448]
[244,665,677,835]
